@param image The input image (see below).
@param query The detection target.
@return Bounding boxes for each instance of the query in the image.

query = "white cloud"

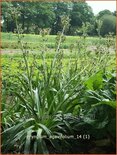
[86,1,116,15]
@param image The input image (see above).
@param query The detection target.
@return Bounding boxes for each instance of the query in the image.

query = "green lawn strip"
[2,32,108,49]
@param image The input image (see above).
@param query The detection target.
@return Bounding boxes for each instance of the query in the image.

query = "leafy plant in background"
[77,71,116,151]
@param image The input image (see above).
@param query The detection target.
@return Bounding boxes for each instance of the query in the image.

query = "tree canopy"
[97,9,112,19]
[1,2,116,36]
[100,15,116,36]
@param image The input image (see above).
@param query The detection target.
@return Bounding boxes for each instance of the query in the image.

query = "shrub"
[100,15,116,36]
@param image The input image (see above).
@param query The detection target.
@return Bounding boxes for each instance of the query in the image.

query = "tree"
[2,2,34,33]
[97,9,112,19]
[33,3,55,29]
[113,11,116,16]
[70,2,94,35]
[15,2,55,33]
[2,2,56,34]
[52,2,71,34]
[100,15,116,36]
[2,2,16,32]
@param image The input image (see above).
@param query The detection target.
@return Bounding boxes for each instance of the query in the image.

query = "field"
[2,32,116,154]
[2,32,110,50]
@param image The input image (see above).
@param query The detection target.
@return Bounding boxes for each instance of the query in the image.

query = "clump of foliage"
[100,15,116,36]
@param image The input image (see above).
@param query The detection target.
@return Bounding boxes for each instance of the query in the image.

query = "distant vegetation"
[2,2,116,36]
[2,32,113,50]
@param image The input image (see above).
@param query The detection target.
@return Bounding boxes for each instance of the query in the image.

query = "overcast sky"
[86,1,116,15]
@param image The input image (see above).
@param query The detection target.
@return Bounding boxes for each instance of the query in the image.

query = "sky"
[86,1,116,15]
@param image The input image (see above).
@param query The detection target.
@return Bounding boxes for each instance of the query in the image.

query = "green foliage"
[1,2,96,35]
[1,2,16,32]
[97,9,112,19]
[71,2,94,27]
[2,2,116,36]
[113,11,116,16]
[70,2,94,35]
[2,2,55,33]
[2,7,116,154]
[84,71,104,90]
[78,71,116,146]
[2,32,114,50]
[52,2,71,34]
[96,20,103,37]
[77,22,91,37]
[100,15,116,36]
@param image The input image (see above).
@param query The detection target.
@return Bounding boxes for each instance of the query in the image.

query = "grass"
[1,32,110,49]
